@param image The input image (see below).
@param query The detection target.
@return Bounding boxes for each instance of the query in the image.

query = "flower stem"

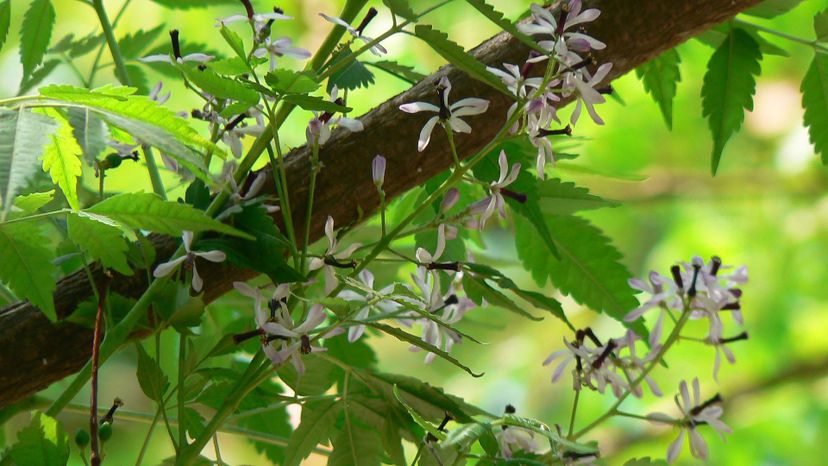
[89,278,109,466]
[301,141,321,271]
[735,19,828,54]
[567,388,580,438]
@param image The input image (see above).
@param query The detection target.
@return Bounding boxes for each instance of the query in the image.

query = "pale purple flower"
[519,2,605,59]
[148,81,171,104]
[261,304,329,374]
[567,62,612,125]
[253,37,311,71]
[399,76,489,152]
[415,224,447,269]
[337,270,401,342]
[440,188,460,213]
[216,10,291,28]
[306,86,364,146]
[153,231,226,292]
[222,112,267,158]
[139,30,213,64]
[476,150,520,230]
[495,424,538,459]
[309,216,361,294]
[320,8,387,56]
[406,270,473,364]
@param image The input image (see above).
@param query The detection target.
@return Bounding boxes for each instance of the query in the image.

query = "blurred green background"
[2,0,828,464]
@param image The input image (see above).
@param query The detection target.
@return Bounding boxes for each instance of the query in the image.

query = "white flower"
[486,63,545,132]
[216,10,291,28]
[320,8,387,56]
[399,76,489,152]
[233,281,291,330]
[222,112,267,158]
[253,37,311,71]
[543,330,627,396]
[566,62,612,125]
[476,150,520,230]
[261,304,329,374]
[495,426,538,459]
[153,231,226,292]
[305,86,364,146]
[148,81,171,104]
[407,270,473,364]
[338,270,400,342]
[519,2,605,58]
[309,216,361,294]
[140,29,213,64]
[415,224,447,269]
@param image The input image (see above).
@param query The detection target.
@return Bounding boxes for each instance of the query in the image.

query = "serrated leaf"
[696,22,787,57]
[0,222,56,320]
[536,177,617,215]
[180,407,206,439]
[367,322,483,377]
[19,0,55,81]
[0,108,58,215]
[39,85,215,179]
[802,52,828,163]
[366,60,425,84]
[264,69,320,94]
[701,27,761,175]
[815,10,828,42]
[87,192,252,239]
[514,214,646,335]
[219,24,246,61]
[67,108,107,164]
[8,412,69,466]
[462,274,541,321]
[135,343,169,402]
[329,417,384,466]
[13,190,54,214]
[464,0,545,53]
[283,94,351,113]
[235,403,292,464]
[179,65,259,106]
[328,46,375,92]
[441,422,489,449]
[393,385,446,441]
[413,25,510,96]
[383,0,417,21]
[277,353,340,396]
[19,59,60,95]
[0,0,10,53]
[118,25,166,59]
[40,109,82,210]
[284,400,343,466]
[635,49,681,129]
[744,0,802,18]
[67,212,132,275]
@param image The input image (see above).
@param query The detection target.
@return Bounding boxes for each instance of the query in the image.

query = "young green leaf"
[67,212,132,275]
[0,222,57,320]
[8,412,69,466]
[744,0,802,18]
[366,60,426,85]
[40,109,82,210]
[13,190,54,215]
[19,59,61,95]
[413,25,510,96]
[179,65,259,106]
[635,49,681,129]
[393,384,446,441]
[701,27,762,175]
[695,22,788,57]
[327,46,375,92]
[87,192,253,239]
[19,0,55,81]
[0,108,58,215]
[802,52,828,163]
[264,69,320,94]
[284,400,344,466]
[283,94,352,113]
[219,25,246,62]
[135,343,169,402]
[498,414,597,454]
[815,9,828,42]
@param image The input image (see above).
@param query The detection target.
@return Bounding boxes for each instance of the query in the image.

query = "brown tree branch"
[0,0,761,408]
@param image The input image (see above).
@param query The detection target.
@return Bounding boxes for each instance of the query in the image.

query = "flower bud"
[98,422,113,442]
[74,429,90,448]
[372,155,386,188]
[441,188,460,212]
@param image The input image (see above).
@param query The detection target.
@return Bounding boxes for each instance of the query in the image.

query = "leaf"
[218,24,246,61]
[701,27,761,175]
[277,354,340,396]
[283,94,351,113]
[744,0,802,18]
[695,22,787,57]
[180,407,206,439]
[463,0,545,53]
[366,60,425,85]
[284,400,343,466]
[179,65,259,106]
[624,458,668,466]
[40,109,82,210]
[383,0,417,21]
[0,219,57,320]
[815,9,828,42]
[19,0,55,81]
[67,212,132,275]
[0,108,58,215]
[265,69,320,95]
[536,177,617,215]
[118,25,166,59]
[514,214,646,335]
[87,192,252,239]
[8,412,69,466]
[367,322,483,377]
[13,190,54,214]
[413,25,510,96]
[135,343,169,402]
[393,385,446,440]
[329,419,384,466]
[802,52,828,163]
[236,403,292,464]
[327,46,375,92]
[19,59,60,95]
[462,274,541,321]
[66,108,108,164]
[0,0,10,53]
[39,85,215,179]
[635,49,681,129]
[441,422,490,449]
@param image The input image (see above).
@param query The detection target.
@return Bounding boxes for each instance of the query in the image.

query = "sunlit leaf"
[67,212,132,275]
[40,109,82,210]
[8,412,69,466]
[19,0,55,81]
[802,52,828,163]
[0,108,58,215]
[0,223,56,319]
[635,49,681,129]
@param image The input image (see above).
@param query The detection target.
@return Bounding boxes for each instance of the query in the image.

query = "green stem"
[1,208,70,225]
[567,388,580,438]
[301,141,321,271]
[90,0,129,85]
[177,334,187,449]
[615,410,679,424]
[735,19,828,53]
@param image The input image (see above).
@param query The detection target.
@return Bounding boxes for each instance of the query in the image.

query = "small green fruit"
[74,429,90,448]
[98,422,113,442]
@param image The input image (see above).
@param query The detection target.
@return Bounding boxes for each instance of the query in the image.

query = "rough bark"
[0,0,761,408]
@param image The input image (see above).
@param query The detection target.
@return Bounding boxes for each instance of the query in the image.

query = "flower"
[320,8,387,56]
[519,2,605,59]
[221,111,267,158]
[486,62,544,132]
[153,231,226,292]
[372,155,386,188]
[649,378,731,463]
[309,216,361,294]
[494,406,538,459]
[415,224,448,270]
[407,270,474,364]
[565,62,612,125]
[476,150,520,230]
[233,281,291,331]
[140,30,213,64]
[338,269,401,342]
[543,328,628,397]
[148,81,171,104]
[216,10,291,29]
[399,76,489,152]
[253,37,311,71]
[261,304,329,374]
[305,86,364,146]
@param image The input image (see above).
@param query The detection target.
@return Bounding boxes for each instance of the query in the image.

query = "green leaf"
[463,0,545,53]
[462,274,541,321]
[367,322,483,377]
[8,412,69,466]
[19,59,61,95]
[366,60,425,85]
[536,177,617,215]
[218,25,246,62]
[696,22,787,57]
[624,457,669,466]
[67,212,132,275]
[0,0,10,53]
[284,400,343,466]
[236,402,292,464]
[393,385,446,440]
[264,69,320,95]
[701,27,762,175]
[498,415,597,454]
[441,422,490,449]
[514,214,646,335]
[118,25,166,59]
[329,417,384,466]
[19,0,55,81]
[745,0,802,18]
[0,108,58,215]
[815,9,828,42]
[383,0,417,21]
[327,46,375,92]
[179,65,259,106]
[283,94,351,113]
[13,190,54,214]
[0,219,57,320]
[277,353,339,396]
[802,52,828,163]
[413,25,510,96]
[635,49,681,129]
[135,343,169,402]
[66,108,107,164]
[39,85,215,179]
[180,407,206,439]
[87,192,252,239]
[40,109,82,210]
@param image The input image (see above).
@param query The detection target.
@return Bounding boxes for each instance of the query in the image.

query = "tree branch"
[0,0,761,408]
